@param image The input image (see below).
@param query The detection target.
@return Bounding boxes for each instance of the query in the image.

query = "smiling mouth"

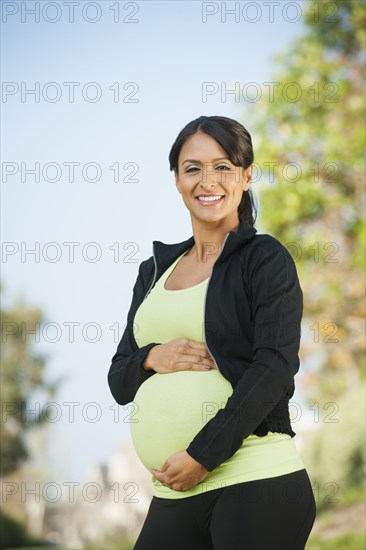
[195,195,225,205]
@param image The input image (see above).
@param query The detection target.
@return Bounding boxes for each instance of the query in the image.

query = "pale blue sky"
[2,0,309,480]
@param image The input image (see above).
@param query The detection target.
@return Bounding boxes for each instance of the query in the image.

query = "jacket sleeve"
[107,257,160,405]
[185,240,303,471]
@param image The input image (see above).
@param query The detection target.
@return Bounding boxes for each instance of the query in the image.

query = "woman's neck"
[187,218,239,263]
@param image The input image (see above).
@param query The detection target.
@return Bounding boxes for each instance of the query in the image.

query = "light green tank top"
[130,252,305,499]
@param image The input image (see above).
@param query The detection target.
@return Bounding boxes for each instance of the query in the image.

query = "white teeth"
[197,195,223,202]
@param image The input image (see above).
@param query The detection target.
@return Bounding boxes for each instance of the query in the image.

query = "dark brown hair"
[168,115,257,226]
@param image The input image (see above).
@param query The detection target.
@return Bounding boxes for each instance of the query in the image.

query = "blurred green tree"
[245,3,366,530]
[0,290,59,477]
[248,0,365,403]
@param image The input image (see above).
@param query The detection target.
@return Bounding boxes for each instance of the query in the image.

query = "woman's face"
[174,131,252,226]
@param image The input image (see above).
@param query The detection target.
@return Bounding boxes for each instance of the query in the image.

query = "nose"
[201,163,220,187]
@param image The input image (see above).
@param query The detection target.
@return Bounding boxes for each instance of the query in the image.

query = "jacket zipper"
[203,232,230,370]
[142,232,230,370]
[142,243,158,302]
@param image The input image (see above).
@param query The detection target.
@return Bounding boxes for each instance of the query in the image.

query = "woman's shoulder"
[138,255,155,276]
[247,231,290,255]
[242,231,297,271]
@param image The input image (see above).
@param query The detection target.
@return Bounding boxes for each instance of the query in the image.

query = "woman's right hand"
[142,338,216,373]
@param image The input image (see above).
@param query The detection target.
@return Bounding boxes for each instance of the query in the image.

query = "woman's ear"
[174,169,182,194]
[243,165,253,191]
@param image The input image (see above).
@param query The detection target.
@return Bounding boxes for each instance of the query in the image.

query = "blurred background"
[1,0,365,548]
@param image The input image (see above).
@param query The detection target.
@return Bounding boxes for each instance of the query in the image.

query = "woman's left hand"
[152,450,209,492]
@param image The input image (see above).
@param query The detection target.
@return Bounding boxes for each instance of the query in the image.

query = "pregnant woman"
[107,115,316,549]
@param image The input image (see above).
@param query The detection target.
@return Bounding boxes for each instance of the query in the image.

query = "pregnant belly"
[130,369,233,472]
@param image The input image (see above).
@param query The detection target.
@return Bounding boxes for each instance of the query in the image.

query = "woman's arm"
[185,240,303,472]
[107,258,160,405]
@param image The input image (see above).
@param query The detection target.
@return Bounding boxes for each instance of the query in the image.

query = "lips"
[195,195,225,205]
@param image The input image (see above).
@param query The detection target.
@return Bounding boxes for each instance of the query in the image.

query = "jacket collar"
[153,220,257,272]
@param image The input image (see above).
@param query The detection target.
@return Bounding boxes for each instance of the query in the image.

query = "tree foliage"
[248,0,365,403]
[0,293,58,477]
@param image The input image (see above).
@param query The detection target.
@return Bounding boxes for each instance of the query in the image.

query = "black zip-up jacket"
[107,220,303,472]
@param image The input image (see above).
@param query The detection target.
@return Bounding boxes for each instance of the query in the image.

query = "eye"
[216,164,231,171]
[185,166,200,173]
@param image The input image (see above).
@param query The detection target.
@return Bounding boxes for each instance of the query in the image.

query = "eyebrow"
[182,157,229,165]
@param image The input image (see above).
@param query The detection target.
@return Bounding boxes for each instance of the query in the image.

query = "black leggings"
[133,469,316,550]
